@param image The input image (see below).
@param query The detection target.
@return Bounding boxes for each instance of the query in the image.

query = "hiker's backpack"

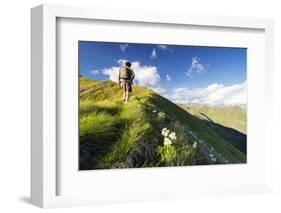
[120,66,132,80]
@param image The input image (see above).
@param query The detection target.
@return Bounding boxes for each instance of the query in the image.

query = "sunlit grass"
[79,77,246,169]
[80,112,119,143]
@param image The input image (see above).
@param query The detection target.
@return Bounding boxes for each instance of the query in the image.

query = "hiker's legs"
[125,91,129,102]
[123,91,126,101]
[122,81,132,103]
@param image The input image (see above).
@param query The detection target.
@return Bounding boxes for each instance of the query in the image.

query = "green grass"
[79,77,246,170]
[80,113,118,141]
[179,104,247,134]
[79,77,99,91]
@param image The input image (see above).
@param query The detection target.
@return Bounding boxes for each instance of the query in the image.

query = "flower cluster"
[161,128,170,137]
[161,128,176,145]
[164,137,172,145]
[169,132,176,140]
[158,128,178,165]
[158,111,166,119]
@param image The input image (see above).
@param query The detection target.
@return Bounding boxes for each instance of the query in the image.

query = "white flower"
[164,137,172,145]
[169,132,176,140]
[158,112,166,119]
[161,127,168,134]
[163,132,169,137]
[161,128,170,137]
[152,109,157,113]
[192,142,197,148]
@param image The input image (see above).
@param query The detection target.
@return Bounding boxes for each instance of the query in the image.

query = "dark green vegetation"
[79,77,246,170]
[178,104,247,154]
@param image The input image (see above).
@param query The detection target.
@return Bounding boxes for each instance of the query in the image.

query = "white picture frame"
[31,4,274,208]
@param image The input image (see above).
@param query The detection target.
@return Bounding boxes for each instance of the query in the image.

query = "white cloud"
[90,70,99,75]
[150,85,167,94]
[101,59,246,106]
[157,45,168,50]
[185,56,205,77]
[166,74,171,82]
[131,61,160,86]
[102,67,120,82]
[120,44,129,52]
[150,48,157,59]
[170,81,247,106]
[157,44,173,53]
[102,60,161,88]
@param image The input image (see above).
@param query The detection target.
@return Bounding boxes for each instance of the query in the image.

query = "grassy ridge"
[179,104,247,134]
[79,77,246,170]
[178,103,247,154]
[149,94,246,163]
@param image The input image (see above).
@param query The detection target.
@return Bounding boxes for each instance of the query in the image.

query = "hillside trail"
[80,81,115,96]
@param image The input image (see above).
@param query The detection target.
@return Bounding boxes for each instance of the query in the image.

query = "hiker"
[119,61,135,103]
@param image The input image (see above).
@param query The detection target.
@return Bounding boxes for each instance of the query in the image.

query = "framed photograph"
[31,4,274,208]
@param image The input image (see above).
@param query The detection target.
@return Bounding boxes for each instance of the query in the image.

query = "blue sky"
[79,41,247,106]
